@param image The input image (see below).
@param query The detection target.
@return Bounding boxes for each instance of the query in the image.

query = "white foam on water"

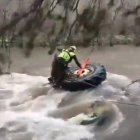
[0,73,94,140]
[0,72,137,140]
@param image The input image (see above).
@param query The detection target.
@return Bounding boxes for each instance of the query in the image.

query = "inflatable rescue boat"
[49,59,106,91]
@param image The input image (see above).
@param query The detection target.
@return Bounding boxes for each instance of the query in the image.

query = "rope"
[80,79,140,107]
[74,74,140,91]
[122,78,140,91]
[77,80,97,88]
[109,100,140,107]
[69,75,99,88]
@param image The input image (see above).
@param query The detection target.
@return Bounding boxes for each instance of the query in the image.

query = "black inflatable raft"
[54,64,106,91]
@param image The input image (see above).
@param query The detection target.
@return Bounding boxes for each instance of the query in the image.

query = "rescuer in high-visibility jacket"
[49,46,81,87]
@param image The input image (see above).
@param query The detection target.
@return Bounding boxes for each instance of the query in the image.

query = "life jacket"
[58,49,75,62]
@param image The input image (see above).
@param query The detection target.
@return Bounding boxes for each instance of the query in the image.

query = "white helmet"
[69,46,77,52]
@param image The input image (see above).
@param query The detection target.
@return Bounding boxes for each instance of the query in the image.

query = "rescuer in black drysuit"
[48,46,81,87]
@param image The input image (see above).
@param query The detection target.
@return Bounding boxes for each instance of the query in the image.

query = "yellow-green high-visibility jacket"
[58,49,75,63]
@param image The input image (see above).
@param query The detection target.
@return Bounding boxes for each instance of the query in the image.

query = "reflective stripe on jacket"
[58,50,75,62]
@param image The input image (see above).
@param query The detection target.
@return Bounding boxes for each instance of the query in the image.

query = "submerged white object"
[68,113,97,125]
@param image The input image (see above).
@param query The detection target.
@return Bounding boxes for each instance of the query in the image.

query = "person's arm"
[73,55,81,67]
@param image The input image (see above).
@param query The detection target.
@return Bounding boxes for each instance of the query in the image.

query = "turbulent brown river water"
[0,45,140,140]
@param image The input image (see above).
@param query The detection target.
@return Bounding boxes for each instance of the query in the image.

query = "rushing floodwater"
[0,72,140,140]
[0,45,140,140]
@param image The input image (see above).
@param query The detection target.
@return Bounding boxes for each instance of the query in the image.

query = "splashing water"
[0,73,94,140]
